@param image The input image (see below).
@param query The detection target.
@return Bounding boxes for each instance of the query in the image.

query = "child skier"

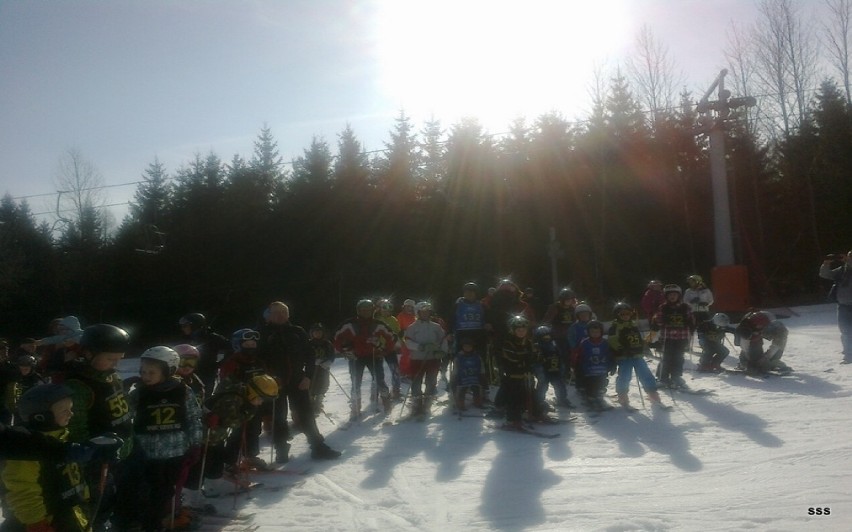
[574,321,614,410]
[1,385,92,532]
[567,302,594,389]
[403,301,448,417]
[62,323,136,530]
[200,374,279,497]
[130,346,203,531]
[499,315,538,429]
[307,323,335,416]
[452,337,485,411]
[374,300,402,400]
[695,313,732,372]
[736,311,792,374]
[532,326,572,410]
[607,302,664,408]
[174,344,206,402]
[651,285,694,388]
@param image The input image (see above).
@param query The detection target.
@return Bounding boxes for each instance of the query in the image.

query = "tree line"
[2,0,851,344]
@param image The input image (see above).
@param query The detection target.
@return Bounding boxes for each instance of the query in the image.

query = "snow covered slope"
[21,303,852,531]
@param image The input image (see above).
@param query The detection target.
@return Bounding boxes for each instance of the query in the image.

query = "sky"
[0,0,772,224]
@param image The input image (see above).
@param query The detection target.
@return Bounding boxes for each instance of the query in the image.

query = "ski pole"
[328,364,351,402]
[89,461,111,529]
[269,396,276,465]
[634,370,646,410]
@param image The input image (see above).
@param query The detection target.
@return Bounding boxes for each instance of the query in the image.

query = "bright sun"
[372,0,632,132]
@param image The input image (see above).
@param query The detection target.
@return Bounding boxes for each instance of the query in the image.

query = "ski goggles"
[240,331,260,341]
[179,359,198,369]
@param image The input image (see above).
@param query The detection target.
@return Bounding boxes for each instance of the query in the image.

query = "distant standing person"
[179,312,229,394]
[684,275,714,348]
[819,250,852,363]
[640,280,665,327]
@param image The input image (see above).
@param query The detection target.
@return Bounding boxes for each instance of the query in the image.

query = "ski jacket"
[567,320,591,350]
[696,320,728,345]
[63,362,133,458]
[820,262,852,305]
[541,302,575,338]
[652,302,694,340]
[451,297,487,333]
[204,386,258,444]
[576,337,613,377]
[684,287,714,314]
[640,289,665,320]
[258,322,313,388]
[333,317,396,359]
[536,339,561,373]
[500,337,535,379]
[130,378,202,460]
[454,352,484,387]
[404,319,448,361]
[1,427,90,531]
[309,338,335,367]
[218,351,268,387]
[607,319,645,359]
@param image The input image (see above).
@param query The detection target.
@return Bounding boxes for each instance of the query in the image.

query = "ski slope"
[111,304,852,530]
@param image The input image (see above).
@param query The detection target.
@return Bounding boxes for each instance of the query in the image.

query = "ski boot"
[617,393,630,407]
[311,441,342,460]
[381,393,392,414]
[647,390,662,403]
[275,443,290,464]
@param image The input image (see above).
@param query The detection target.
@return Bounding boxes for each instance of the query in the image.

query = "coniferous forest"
[3,67,852,345]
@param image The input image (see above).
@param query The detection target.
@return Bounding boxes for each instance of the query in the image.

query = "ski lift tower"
[695,69,756,311]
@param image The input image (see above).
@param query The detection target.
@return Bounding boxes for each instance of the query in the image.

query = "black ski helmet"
[18,384,74,429]
[179,313,206,331]
[80,324,130,355]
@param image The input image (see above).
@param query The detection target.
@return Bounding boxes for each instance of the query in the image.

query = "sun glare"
[372,0,631,131]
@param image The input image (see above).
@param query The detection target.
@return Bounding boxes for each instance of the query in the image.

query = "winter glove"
[204,412,220,429]
[26,520,55,532]
[88,433,124,463]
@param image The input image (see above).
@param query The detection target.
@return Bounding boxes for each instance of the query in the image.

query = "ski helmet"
[16,355,37,367]
[687,274,704,287]
[140,346,180,376]
[377,299,394,312]
[415,301,433,313]
[179,313,206,331]
[534,325,552,340]
[463,282,478,294]
[663,284,682,296]
[558,287,576,300]
[508,315,530,330]
[80,324,130,355]
[586,320,605,333]
[648,280,663,288]
[356,299,374,312]
[711,313,730,328]
[246,374,279,402]
[613,301,633,317]
[402,299,415,308]
[575,302,593,315]
[17,384,73,429]
[173,344,200,359]
[309,323,325,334]
[747,310,774,330]
[231,328,260,353]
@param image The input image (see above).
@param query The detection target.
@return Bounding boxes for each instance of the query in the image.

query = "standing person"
[651,284,694,389]
[307,323,335,416]
[402,302,448,418]
[396,299,417,378]
[566,302,594,387]
[541,287,578,366]
[820,250,852,363]
[451,282,488,356]
[498,315,538,430]
[334,300,397,422]
[62,324,135,531]
[174,344,206,402]
[178,312,229,395]
[607,302,664,408]
[684,274,714,349]
[258,302,340,463]
[129,347,203,531]
[640,280,665,327]
[374,299,402,400]
[574,321,614,410]
[452,337,485,411]
[532,325,571,410]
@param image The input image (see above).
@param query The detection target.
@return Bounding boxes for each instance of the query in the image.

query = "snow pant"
[554,336,572,383]
[371,352,400,398]
[409,359,440,398]
[310,367,331,414]
[658,338,688,382]
[141,456,183,532]
[454,383,483,408]
[616,357,657,394]
[270,386,325,453]
[838,304,852,359]
[740,339,788,372]
[501,377,528,423]
[576,373,607,401]
[698,339,729,368]
[533,365,568,406]
[349,357,387,414]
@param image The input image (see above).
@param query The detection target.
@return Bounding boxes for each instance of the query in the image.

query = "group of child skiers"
[0,274,796,530]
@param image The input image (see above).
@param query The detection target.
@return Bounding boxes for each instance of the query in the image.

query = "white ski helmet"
[711,313,730,327]
[140,346,180,376]
[415,301,433,313]
[574,302,593,315]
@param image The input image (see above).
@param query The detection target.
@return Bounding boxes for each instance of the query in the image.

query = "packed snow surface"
[63,305,852,530]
